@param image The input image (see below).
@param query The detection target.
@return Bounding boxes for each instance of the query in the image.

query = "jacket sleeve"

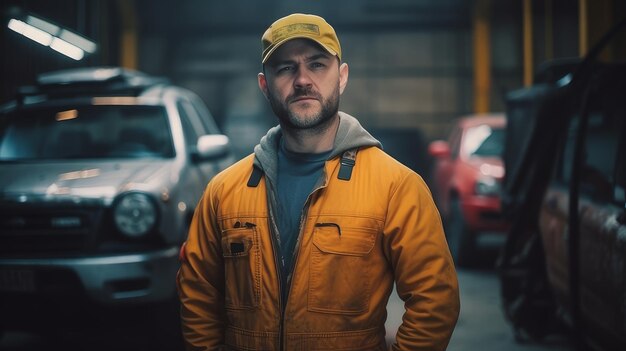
[177,180,226,350]
[383,172,460,351]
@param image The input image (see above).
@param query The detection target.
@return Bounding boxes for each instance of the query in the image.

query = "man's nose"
[294,67,313,89]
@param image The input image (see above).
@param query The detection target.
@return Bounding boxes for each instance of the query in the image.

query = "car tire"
[447,198,476,267]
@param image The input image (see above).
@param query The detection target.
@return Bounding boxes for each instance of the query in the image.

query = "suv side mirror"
[192,134,230,162]
[428,140,451,159]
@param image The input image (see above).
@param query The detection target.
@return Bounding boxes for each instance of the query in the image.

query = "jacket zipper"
[265,180,285,351]
[281,170,329,349]
[268,163,330,350]
[286,181,326,293]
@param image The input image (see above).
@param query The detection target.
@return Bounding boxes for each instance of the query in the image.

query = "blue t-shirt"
[276,139,331,284]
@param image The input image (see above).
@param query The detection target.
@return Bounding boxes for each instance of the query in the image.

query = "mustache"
[287,88,322,102]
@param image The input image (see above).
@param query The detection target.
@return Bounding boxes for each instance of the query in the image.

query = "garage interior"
[3,0,625,159]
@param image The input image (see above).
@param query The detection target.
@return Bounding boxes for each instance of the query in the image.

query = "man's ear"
[258,72,269,100]
[339,62,349,95]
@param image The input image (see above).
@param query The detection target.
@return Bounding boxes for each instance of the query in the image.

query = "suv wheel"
[447,198,476,267]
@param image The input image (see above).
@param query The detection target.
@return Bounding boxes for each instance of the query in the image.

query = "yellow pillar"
[580,0,612,60]
[473,0,491,114]
[523,0,533,87]
[118,0,138,69]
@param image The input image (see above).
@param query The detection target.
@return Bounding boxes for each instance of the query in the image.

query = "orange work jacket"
[178,146,460,351]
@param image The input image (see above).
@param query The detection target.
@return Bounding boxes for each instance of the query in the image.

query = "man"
[177,13,460,351]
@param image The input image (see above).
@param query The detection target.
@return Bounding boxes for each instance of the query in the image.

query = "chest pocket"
[221,226,261,309]
[308,224,377,315]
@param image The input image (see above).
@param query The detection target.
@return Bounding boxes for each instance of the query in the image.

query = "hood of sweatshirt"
[253,112,381,186]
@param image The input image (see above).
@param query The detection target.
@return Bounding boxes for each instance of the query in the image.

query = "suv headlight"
[113,192,158,238]
[475,176,501,196]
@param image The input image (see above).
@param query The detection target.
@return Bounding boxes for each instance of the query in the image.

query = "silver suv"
[0,67,234,345]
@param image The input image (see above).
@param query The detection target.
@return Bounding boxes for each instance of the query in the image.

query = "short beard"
[268,84,340,134]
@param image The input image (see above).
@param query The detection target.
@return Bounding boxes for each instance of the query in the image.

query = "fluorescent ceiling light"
[59,29,96,53]
[26,15,59,35]
[8,19,53,46]
[7,13,97,60]
[50,37,84,60]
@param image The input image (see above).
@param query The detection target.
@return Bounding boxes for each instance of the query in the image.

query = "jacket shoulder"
[358,146,417,178]
[209,153,256,187]
[356,146,433,196]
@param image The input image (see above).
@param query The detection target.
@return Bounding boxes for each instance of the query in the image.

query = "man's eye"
[311,62,325,69]
[277,66,293,73]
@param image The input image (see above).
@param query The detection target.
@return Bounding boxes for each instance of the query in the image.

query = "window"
[464,125,504,157]
[177,100,204,148]
[580,110,623,203]
[188,94,220,134]
[0,105,174,160]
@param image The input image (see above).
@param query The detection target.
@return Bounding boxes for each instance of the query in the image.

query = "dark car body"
[428,114,509,266]
[498,54,626,351]
[0,67,234,344]
[537,69,626,350]
[368,127,431,181]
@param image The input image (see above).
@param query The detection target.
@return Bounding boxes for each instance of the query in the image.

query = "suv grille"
[0,204,104,254]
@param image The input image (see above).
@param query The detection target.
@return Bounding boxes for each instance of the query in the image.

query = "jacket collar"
[252,112,381,186]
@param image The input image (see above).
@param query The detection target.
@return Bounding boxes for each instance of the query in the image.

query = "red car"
[428,114,508,266]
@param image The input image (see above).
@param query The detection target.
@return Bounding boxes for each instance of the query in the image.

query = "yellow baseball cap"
[261,13,342,64]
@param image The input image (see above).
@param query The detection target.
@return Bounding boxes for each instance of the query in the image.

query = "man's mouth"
[291,96,318,103]
[289,91,321,104]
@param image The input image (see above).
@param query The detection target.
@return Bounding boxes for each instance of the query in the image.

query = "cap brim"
[262,36,338,64]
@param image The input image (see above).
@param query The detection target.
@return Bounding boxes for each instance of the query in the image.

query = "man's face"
[259,39,349,130]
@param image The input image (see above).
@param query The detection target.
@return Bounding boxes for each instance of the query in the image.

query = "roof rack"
[16,67,169,105]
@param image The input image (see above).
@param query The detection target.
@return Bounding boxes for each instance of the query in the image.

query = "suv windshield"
[0,105,174,161]
[464,125,504,157]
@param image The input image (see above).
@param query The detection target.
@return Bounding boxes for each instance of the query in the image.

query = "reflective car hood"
[466,156,505,178]
[0,160,173,204]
